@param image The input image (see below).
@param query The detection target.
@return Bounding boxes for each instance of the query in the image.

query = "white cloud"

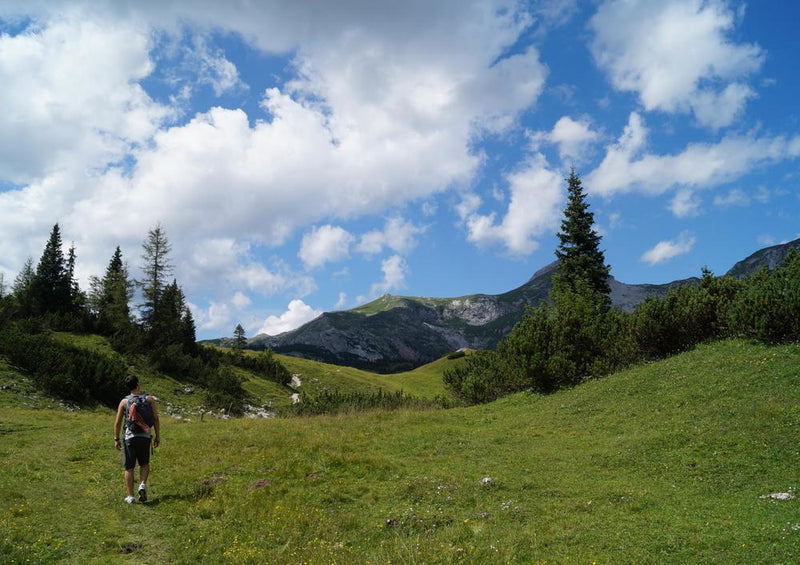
[370,255,408,296]
[590,0,764,129]
[335,292,347,309]
[192,300,232,332]
[298,225,354,269]
[258,299,322,336]
[356,217,426,257]
[0,1,548,317]
[461,154,563,255]
[187,35,247,97]
[531,116,601,163]
[0,12,169,185]
[641,231,696,265]
[670,189,701,218]
[713,188,750,207]
[231,291,251,309]
[588,112,800,197]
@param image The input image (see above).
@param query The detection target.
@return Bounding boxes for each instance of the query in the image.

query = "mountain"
[726,237,800,279]
[207,237,800,372]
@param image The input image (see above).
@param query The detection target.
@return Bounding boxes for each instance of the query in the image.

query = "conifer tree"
[554,169,611,302]
[139,223,173,333]
[90,246,134,334]
[233,323,247,355]
[12,257,35,316]
[32,224,73,315]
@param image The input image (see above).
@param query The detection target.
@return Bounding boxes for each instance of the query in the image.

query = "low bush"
[728,249,800,343]
[0,325,126,406]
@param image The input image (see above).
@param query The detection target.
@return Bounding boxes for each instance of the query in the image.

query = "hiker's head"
[125,375,139,392]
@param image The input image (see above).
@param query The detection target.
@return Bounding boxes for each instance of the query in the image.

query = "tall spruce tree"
[554,169,611,302]
[32,224,73,315]
[139,223,173,333]
[90,246,134,334]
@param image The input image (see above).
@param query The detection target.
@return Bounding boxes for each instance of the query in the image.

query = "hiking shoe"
[124,495,135,504]
[138,483,147,503]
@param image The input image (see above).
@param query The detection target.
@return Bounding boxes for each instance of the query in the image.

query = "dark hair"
[125,375,139,391]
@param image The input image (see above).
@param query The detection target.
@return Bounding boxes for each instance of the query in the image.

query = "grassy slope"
[1,339,799,563]
[275,353,458,399]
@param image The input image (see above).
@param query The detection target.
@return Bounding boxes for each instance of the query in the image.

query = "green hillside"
[276,351,461,399]
[2,339,799,563]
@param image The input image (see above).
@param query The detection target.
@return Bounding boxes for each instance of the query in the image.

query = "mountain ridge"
[205,237,800,372]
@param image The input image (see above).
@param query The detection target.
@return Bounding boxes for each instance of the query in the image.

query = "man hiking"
[114,375,160,503]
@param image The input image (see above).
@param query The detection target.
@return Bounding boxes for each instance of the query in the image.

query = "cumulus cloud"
[641,231,696,265]
[370,255,408,296]
[299,225,354,269]
[0,1,548,320]
[590,0,764,129]
[356,217,426,257]
[258,299,322,336]
[460,154,563,255]
[588,112,800,198]
[531,116,601,163]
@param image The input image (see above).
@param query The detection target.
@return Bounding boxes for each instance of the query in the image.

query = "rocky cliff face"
[233,238,800,372]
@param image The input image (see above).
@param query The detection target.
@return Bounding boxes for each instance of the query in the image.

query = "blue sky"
[0,0,798,340]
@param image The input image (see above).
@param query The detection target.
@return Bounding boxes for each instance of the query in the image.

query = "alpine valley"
[205,238,800,372]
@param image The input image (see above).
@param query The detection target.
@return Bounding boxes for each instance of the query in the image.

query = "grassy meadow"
[1,339,799,563]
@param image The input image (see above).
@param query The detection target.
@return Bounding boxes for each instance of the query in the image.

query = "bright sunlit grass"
[1,339,799,563]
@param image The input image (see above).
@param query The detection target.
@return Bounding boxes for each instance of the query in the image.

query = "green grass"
[2,339,800,563]
[275,353,458,399]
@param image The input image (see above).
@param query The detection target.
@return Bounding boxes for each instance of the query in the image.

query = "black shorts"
[122,436,151,470]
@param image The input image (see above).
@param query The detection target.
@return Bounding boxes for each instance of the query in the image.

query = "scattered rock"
[481,477,494,486]
[290,374,302,389]
[291,393,300,404]
[183,386,194,394]
[385,518,398,528]
[760,492,795,501]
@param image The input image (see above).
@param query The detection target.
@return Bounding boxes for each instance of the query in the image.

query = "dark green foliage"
[203,366,247,415]
[232,323,246,356]
[444,283,638,404]
[88,246,134,336]
[631,270,744,359]
[554,169,611,302]
[443,350,506,404]
[223,347,291,386]
[288,388,451,416]
[728,249,800,343]
[31,224,79,319]
[0,326,126,406]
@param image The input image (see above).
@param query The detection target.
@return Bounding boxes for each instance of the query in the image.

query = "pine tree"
[233,323,247,355]
[32,224,73,315]
[139,223,173,333]
[90,246,134,334]
[12,257,35,317]
[554,169,611,302]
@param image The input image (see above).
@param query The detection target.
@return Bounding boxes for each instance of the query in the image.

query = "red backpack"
[126,394,154,434]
